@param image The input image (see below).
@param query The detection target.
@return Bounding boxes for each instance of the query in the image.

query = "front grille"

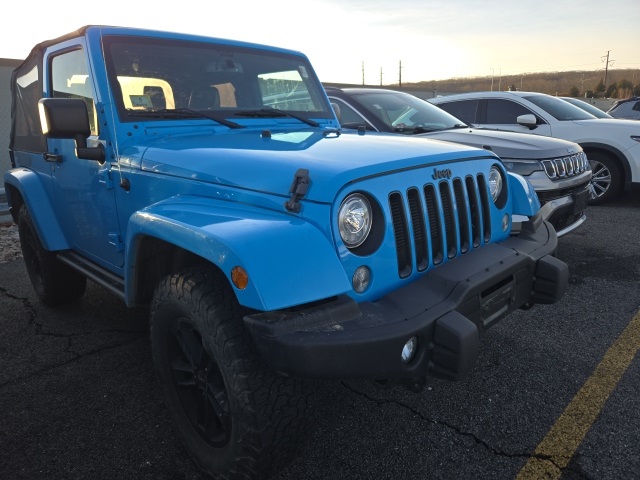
[389,174,491,278]
[541,152,590,180]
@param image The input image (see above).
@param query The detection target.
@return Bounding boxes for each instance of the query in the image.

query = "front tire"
[17,204,87,305]
[588,151,622,205]
[150,266,308,480]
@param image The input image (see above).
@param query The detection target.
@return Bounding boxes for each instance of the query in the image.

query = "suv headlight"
[488,166,503,203]
[338,193,372,248]
[501,159,543,177]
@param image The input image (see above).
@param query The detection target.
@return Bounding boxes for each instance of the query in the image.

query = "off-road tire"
[588,151,623,205]
[150,266,308,480]
[17,204,87,305]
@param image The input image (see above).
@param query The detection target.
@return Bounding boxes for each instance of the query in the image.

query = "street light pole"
[490,68,494,91]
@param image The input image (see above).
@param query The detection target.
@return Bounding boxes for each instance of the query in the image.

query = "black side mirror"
[38,98,105,162]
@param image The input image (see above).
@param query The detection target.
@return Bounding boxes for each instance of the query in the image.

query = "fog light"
[502,213,510,232]
[352,266,371,293]
[401,336,418,364]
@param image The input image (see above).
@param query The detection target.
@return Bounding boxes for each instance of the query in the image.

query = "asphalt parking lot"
[1,191,639,480]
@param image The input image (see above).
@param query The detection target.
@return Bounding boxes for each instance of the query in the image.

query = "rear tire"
[17,204,87,305]
[588,151,622,205]
[150,266,308,480]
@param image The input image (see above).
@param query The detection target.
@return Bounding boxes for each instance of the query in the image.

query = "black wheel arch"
[132,235,227,306]
[4,183,24,224]
[580,142,631,185]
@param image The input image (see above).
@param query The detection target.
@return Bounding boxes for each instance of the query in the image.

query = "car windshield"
[562,98,612,119]
[351,91,467,133]
[523,94,596,121]
[102,36,333,123]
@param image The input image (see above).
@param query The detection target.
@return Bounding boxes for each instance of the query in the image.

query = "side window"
[258,69,318,111]
[437,100,478,124]
[486,99,532,124]
[51,49,98,135]
[613,102,639,117]
[330,98,369,126]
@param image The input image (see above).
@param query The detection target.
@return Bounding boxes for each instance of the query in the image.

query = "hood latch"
[285,168,310,213]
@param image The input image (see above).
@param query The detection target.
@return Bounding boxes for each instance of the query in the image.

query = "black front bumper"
[244,216,568,382]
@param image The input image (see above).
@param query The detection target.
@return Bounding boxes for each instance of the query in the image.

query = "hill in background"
[401,68,639,99]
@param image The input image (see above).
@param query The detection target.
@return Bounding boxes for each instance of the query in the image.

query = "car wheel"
[588,152,622,205]
[150,266,308,480]
[17,204,87,305]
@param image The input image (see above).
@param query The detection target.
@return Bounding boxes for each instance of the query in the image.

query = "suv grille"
[541,152,589,179]
[389,174,491,278]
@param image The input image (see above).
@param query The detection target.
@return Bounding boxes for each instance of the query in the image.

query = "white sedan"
[430,91,640,204]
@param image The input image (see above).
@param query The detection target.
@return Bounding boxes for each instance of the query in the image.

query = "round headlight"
[338,194,372,248]
[488,166,503,203]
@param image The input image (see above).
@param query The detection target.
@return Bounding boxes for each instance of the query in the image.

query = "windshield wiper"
[438,123,471,131]
[126,108,244,129]
[396,125,443,134]
[234,108,320,127]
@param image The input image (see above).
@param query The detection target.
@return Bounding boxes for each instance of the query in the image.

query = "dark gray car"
[607,96,640,120]
[326,87,593,237]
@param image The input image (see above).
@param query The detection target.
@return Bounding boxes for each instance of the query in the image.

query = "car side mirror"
[516,113,538,130]
[38,98,105,162]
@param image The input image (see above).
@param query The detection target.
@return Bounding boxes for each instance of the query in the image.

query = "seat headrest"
[188,85,220,110]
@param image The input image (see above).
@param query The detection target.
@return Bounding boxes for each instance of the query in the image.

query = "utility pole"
[399,60,403,87]
[380,67,383,86]
[362,61,365,86]
[602,51,614,93]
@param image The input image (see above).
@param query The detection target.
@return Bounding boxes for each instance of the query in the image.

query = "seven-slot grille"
[541,152,590,179]
[389,174,492,278]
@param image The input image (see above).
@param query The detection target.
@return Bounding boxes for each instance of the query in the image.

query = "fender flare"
[507,172,540,217]
[125,196,351,311]
[3,168,70,250]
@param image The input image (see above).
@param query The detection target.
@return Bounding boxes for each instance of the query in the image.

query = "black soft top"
[9,26,107,161]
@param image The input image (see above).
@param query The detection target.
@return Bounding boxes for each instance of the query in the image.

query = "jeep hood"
[419,128,581,161]
[135,129,496,203]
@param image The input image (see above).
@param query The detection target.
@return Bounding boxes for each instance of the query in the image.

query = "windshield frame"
[101,35,334,124]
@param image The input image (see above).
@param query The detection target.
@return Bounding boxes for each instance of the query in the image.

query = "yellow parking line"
[516,310,640,480]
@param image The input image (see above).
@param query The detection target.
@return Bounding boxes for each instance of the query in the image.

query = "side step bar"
[57,251,125,301]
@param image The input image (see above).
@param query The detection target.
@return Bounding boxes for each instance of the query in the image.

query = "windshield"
[523,94,596,121]
[351,91,467,133]
[562,98,612,119]
[102,36,333,123]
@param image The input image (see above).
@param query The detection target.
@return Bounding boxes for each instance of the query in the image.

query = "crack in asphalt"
[340,380,533,460]
[341,382,597,478]
[0,286,148,389]
[0,335,145,389]
[1,285,39,332]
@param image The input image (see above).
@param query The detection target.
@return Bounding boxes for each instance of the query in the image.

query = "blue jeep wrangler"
[4,25,568,479]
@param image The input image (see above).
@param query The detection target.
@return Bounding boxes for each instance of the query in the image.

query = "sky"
[2,0,638,85]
